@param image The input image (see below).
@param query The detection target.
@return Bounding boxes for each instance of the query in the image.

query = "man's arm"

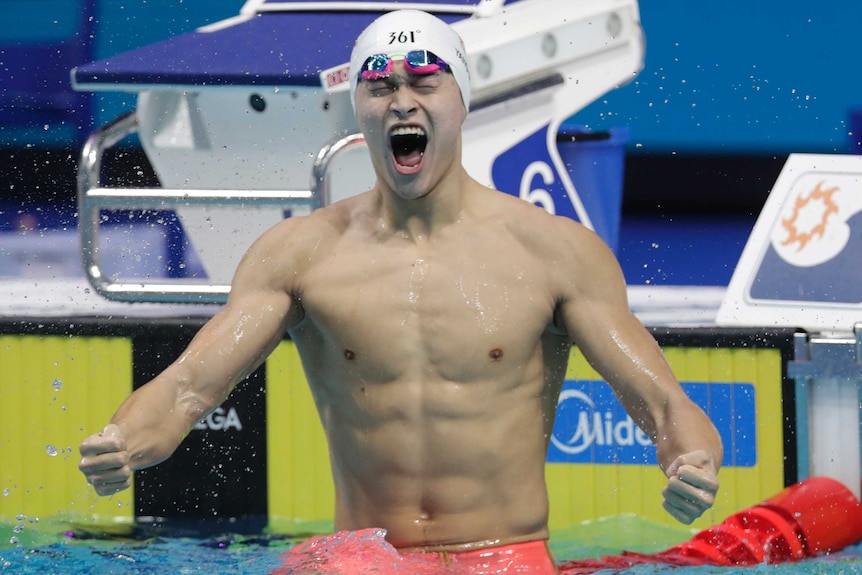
[79,221,299,496]
[551,217,722,524]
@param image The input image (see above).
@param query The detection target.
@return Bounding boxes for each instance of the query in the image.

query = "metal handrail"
[77,110,367,303]
[312,131,367,208]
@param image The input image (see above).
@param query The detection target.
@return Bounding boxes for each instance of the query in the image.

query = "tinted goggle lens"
[360,50,449,81]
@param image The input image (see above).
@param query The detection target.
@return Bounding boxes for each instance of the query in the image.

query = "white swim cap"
[349,10,471,113]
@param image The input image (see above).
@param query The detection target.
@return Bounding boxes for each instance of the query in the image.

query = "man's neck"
[376,167,471,241]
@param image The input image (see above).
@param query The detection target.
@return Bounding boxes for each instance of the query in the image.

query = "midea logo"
[550,389,652,455]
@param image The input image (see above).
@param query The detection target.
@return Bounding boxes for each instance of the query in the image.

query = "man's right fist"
[78,424,131,496]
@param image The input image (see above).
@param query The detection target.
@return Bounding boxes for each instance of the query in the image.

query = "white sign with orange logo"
[717,154,862,332]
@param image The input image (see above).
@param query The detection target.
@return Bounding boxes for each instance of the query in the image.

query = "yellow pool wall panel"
[545,346,785,532]
[266,341,335,532]
[0,335,134,526]
[0,326,788,533]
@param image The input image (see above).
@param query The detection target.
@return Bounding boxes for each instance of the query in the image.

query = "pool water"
[1,518,861,574]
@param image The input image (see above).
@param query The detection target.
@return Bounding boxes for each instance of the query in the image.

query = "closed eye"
[410,73,443,92]
[365,80,397,96]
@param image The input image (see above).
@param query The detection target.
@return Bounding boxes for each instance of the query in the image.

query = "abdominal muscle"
[288,293,565,549]
[315,366,557,551]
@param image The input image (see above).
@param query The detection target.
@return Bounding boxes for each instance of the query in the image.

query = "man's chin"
[388,165,428,198]
[391,178,431,200]
[395,187,430,201]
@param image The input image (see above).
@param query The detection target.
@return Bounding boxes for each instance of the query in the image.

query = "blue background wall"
[579,0,862,155]
[3,0,857,153]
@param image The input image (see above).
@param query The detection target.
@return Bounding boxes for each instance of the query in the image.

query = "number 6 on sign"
[520,161,556,214]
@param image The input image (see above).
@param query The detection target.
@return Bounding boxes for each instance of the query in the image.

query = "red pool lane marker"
[560,476,862,573]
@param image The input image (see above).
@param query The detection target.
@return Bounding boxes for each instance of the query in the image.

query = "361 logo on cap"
[388,30,421,44]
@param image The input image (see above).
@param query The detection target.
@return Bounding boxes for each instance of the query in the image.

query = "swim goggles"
[359,50,450,82]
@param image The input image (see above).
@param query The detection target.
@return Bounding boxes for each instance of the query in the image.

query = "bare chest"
[293,245,555,382]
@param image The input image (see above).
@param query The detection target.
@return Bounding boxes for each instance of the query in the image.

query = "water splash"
[407,258,426,306]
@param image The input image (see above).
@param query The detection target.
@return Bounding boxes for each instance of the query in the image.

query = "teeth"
[391,126,426,137]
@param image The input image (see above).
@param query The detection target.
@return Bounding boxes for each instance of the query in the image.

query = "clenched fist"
[79,424,132,496]
[662,450,719,524]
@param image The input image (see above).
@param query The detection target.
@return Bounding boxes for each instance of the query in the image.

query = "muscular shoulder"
[492,194,610,268]
[490,194,627,315]
[232,197,361,292]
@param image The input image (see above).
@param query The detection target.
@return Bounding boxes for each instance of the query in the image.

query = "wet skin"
[79,62,722,551]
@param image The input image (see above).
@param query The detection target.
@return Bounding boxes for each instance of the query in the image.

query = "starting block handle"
[78,112,365,303]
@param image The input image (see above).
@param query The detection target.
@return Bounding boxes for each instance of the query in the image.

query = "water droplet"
[2,489,9,496]
[10,536,19,545]
[52,379,62,391]
[46,445,58,456]
[13,524,24,533]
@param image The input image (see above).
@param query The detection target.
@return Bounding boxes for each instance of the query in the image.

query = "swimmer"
[79,9,722,573]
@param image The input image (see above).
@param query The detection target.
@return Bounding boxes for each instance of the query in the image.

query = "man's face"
[354,58,467,200]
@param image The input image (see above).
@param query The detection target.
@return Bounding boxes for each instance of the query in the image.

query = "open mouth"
[390,126,427,169]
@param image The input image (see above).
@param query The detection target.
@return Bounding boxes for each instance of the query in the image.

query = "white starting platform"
[71,0,644,302]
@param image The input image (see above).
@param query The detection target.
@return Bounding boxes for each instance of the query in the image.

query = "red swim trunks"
[271,528,560,574]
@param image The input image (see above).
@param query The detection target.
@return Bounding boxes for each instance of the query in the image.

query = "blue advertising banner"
[548,379,756,467]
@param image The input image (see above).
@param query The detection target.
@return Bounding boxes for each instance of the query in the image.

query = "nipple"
[489,348,504,361]
[344,348,356,360]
